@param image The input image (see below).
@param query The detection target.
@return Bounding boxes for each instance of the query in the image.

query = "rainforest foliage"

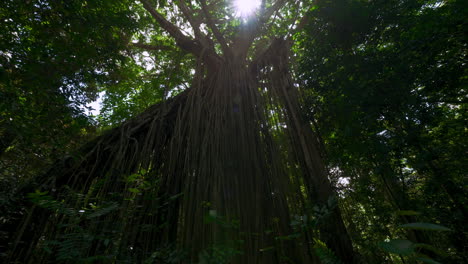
[0,0,466,263]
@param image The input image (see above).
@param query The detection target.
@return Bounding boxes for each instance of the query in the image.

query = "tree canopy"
[1,0,466,263]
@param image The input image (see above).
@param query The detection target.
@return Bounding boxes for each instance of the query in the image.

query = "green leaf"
[313,239,343,264]
[86,202,119,219]
[126,173,139,183]
[128,188,140,193]
[259,246,274,252]
[414,243,448,257]
[35,189,49,196]
[399,223,451,231]
[379,239,415,256]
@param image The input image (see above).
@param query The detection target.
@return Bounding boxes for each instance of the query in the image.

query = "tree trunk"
[8,43,356,264]
[268,50,355,263]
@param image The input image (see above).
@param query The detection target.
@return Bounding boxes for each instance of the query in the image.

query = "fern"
[28,190,122,263]
[85,202,119,219]
[313,239,343,264]
[27,190,76,216]
[42,230,94,263]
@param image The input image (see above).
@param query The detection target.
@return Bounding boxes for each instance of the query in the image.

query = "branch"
[291,14,310,36]
[262,0,287,22]
[287,2,312,39]
[130,42,174,51]
[176,0,202,37]
[139,0,201,56]
[176,0,215,52]
[249,37,287,71]
[199,0,232,57]
[232,0,287,58]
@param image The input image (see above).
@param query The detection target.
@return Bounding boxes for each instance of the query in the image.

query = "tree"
[0,0,138,257]
[299,0,466,262]
[5,0,355,263]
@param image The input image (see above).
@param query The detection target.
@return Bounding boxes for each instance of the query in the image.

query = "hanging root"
[9,39,353,264]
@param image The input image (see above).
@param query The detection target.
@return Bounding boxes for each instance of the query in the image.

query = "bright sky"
[234,0,261,18]
[86,91,104,116]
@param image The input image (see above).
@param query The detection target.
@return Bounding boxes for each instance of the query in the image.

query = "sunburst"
[233,0,261,18]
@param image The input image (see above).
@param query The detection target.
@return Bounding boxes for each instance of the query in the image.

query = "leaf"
[259,246,274,252]
[379,239,415,256]
[128,188,140,193]
[86,202,119,219]
[414,243,448,257]
[399,223,451,231]
[313,239,343,264]
[126,173,139,183]
[35,189,49,195]
[309,5,319,12]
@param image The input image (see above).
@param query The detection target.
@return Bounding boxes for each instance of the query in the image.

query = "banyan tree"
[8,0,355,263]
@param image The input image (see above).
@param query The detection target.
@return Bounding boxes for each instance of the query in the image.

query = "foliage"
[0,0,140,184]
[313,239,343,264]
[144,244,187,264]
[379,220,451,263]
[299,0,467,262]
[0,1,141,256]
[1,0,466,263]
[25,190,121,263]
[399,223,451,232]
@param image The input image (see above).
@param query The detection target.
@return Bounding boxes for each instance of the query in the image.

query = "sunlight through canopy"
[233,0,261,18]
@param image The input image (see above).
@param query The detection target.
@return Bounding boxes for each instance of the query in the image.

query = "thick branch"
[255,0,287,36]
[287,3,312,39]
[130,42,174,51]
[249,37,291,72]
[139,0,201,55]
[139,0,222,68]
[263,0,286,19]
[176,0,216,53]
[199,0,232,57]
[292,15,310,36]
[176,0,202,36]
[232,0,287,58]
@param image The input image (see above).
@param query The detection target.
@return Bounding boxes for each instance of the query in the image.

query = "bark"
[140,0,222,70]
[259,38,356,263]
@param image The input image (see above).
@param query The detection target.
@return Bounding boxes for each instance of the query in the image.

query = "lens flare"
[234,0,261,18]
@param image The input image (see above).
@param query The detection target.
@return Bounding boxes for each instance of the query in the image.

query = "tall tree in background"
[5,0,355,263]
[299,0,466,263]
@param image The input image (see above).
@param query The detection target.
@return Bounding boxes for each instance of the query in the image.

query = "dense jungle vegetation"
[0,0,466,263]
